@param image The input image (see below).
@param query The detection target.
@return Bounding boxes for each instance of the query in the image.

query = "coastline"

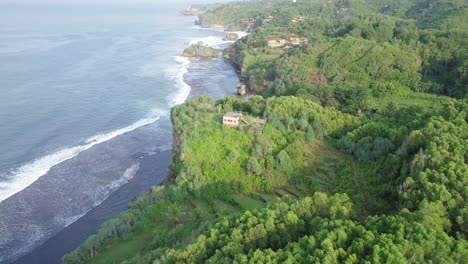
[5,1,466,263]
[13,38,239,264]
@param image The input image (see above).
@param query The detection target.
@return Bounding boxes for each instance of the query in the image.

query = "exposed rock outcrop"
[172,128,185,161]
[236,82,247,96]
[222,33,239,41]
[222,46,235,60]
[247,75,271,94]
[181,44,219,58]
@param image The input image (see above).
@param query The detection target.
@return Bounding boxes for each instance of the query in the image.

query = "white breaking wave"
[53,162,140,229]
[166,56,191,106]
[191,25,226,32]
[0,116,160,203]
[190,35,227,48]
[0,163,141,263]
[167,29,248,107]
[93,162,140,209]
[189,32,250,48]
[190,26,249,48]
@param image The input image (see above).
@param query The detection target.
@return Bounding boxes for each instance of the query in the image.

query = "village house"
[252,118,267,125]
[223,112,243,127]
[299,37,308,45]
[267,34,308,49]
[289,33,300,44]
[251,118,267,133]
[242,18,256,24]
[223,112,267,133]
[291,15,304,23]
[268,38,287,48]
[289,34,309,46]
[284,42,294,49]
[264,15,274,22]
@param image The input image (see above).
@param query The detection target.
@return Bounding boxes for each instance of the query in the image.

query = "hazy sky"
[0,0,231,4]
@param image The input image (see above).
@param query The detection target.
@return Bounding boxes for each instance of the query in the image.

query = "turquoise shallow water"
[0,3,238,262]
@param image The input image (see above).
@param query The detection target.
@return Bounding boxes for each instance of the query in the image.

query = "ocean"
[0,3,240,263]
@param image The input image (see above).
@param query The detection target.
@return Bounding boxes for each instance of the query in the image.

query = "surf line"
[0,115,161,203]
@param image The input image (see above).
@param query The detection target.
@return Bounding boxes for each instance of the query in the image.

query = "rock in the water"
[181,43,219,58]
[236,82,247,96]
[222,32,239,41]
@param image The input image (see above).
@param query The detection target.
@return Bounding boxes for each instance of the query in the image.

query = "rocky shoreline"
[178,22,250,96]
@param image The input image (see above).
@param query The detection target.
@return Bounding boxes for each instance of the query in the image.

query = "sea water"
[0,2,238,262]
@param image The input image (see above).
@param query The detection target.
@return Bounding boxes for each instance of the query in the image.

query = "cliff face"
[222,47,235,60]
[248,75,270,94]
[172,127,185,161]
[223,46,268,94]
[223,46,243,72]
[182,44,219,58]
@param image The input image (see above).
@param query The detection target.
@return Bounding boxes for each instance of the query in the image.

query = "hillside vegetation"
[65,0,467,263]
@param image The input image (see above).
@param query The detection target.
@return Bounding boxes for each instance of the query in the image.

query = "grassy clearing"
[231,195,266,211]
[295,140,374,213]
[87,192,271,264]
[88,231,150,264]
[87,222,156,264]
[282,186,302,197]
[301,141,345,190]
[211,199,238,217]
[258,192,278,203]
[369,89,449,110]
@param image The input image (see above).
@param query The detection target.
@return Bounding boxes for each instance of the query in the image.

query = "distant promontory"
[181,4,207,16]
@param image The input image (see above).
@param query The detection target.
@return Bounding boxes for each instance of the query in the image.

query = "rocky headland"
[181,43,219,58]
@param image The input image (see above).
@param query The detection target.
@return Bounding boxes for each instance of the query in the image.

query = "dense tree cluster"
[159,193,466,263]
[219,0,466,108]
[403,100,468,235]
[335,99,468,235]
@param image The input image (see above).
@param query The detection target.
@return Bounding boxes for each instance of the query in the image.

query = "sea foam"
[228,31,249,39]
[52,162,140,228]
[190,26,249,47]
[189,33,249,48]
[0,116,160,203]
[166,55,191,106]
[189,35,227,48]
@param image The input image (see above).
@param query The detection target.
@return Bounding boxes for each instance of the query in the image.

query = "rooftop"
[224,112,243,118]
